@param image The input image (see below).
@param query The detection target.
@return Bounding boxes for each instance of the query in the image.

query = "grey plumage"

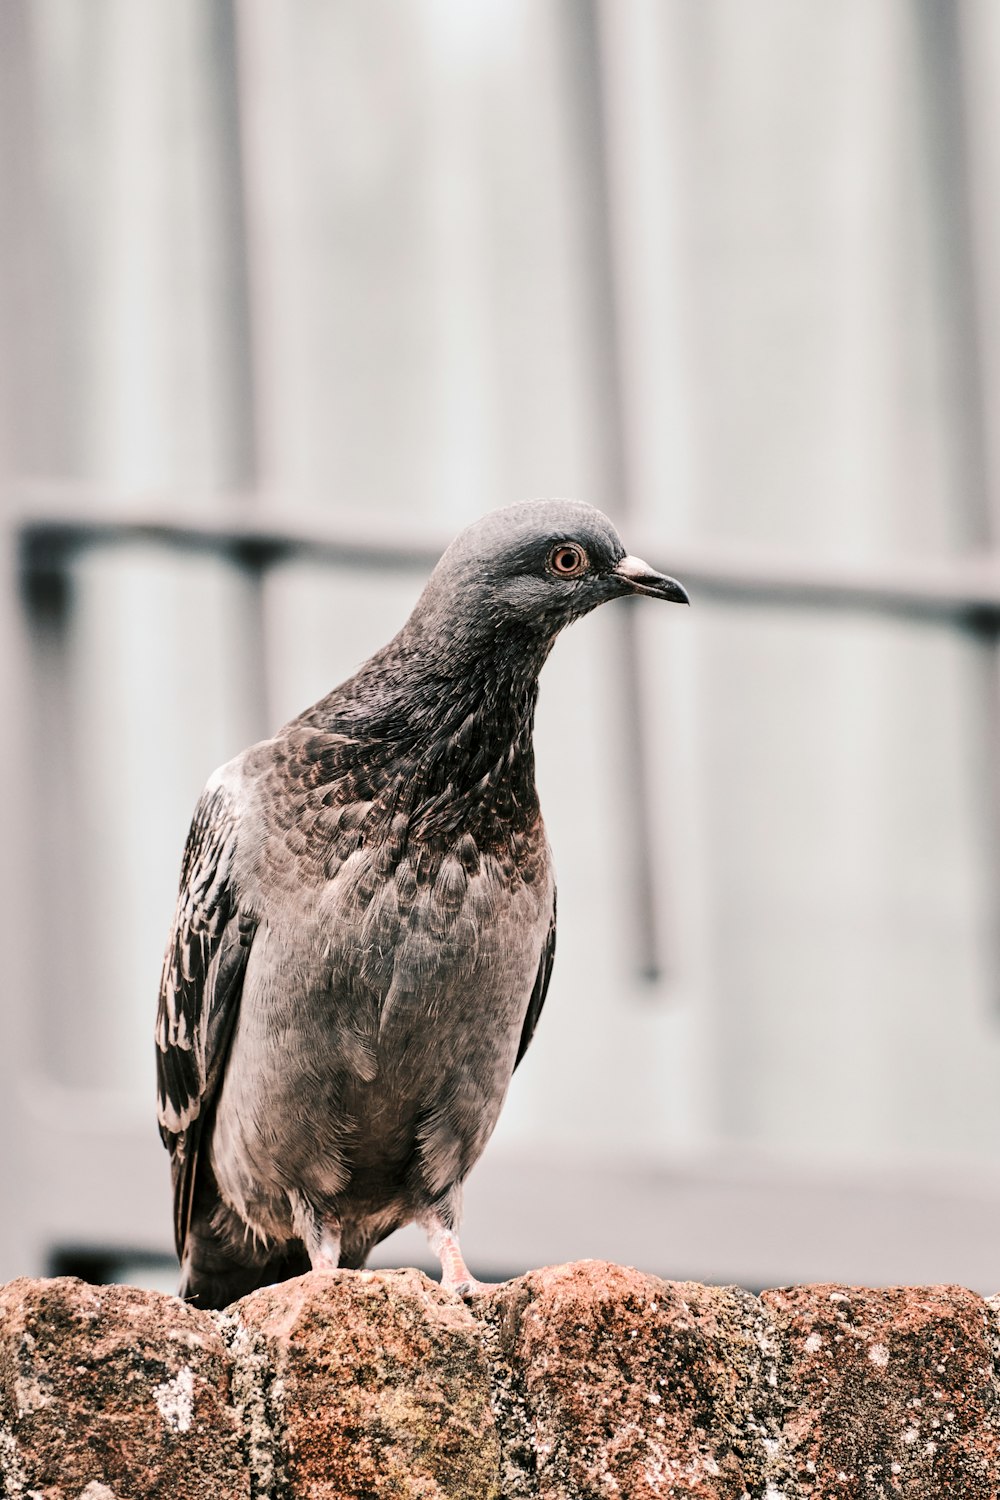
[156,499,688,1307]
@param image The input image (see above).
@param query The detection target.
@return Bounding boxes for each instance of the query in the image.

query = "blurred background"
[4,0,1000,1294]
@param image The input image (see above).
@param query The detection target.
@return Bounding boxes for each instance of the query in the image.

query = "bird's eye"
[547,542,589,579]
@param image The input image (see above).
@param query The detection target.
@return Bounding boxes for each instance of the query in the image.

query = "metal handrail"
[15,501,1000,627]
[15,492,1000,989]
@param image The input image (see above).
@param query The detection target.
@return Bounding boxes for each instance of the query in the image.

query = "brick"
[762,1283,1000,1497]
[232,1266,501,1499]
[482,1259,776,1499]
[0,1276,248,1500]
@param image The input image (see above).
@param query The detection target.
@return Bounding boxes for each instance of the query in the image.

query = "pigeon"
[156,499,688,1308]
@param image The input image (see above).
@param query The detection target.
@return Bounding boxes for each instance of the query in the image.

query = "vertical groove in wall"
[473,1287,541,1500]
[913,2,1000,1026]
[214,1308,289,1500]
[211,0,272,742]
[735,1292,789,1499]
[561,0,667,987]
[0,1416,30,1499]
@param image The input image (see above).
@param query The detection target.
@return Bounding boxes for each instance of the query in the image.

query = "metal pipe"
[15,505,1000,627]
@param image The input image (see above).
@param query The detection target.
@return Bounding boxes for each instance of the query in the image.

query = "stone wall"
[2,1261,999,1498]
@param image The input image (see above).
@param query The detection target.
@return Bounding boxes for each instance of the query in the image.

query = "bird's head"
[414,499,688,654]
[340,499,688,738]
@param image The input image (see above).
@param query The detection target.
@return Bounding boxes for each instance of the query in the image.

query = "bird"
[155,499,688,1308]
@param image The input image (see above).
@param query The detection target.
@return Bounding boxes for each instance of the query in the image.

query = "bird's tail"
[179,1213,310,1310]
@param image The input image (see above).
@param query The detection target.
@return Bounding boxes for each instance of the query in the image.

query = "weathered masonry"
[2,1260,999,1498]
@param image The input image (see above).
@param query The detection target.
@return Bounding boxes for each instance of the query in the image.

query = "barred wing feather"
[155,783,255,1258]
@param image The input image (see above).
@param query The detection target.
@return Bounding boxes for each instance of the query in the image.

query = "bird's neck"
[403,668,541,841]
[309,625,551,841]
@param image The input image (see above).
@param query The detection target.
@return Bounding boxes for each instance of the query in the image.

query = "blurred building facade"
[4,0,1000,1290]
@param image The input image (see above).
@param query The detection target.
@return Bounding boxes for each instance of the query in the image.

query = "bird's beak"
[613,555,690,604]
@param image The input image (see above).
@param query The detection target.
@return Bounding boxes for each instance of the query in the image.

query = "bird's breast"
[331,824,552,1187]
[215,799,552,1224]
[327,816,553,1033]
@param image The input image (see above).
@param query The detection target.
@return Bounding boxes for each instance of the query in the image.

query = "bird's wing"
[155,781,255,1260]
[514,891,556,1069]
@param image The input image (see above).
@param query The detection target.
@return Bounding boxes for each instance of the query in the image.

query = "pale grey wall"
[4,0,1000,1288]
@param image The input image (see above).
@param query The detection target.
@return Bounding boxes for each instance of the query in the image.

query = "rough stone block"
[762,1282,1000,1497]
[481,1259,776,1499]
[232,1265,502,1499]
[0,1275,249,1499]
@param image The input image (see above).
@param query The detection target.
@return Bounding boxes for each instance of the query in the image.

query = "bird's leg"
[310,1225,342,1272]
[421,1211,488,1298]
[292,1195,342,1273]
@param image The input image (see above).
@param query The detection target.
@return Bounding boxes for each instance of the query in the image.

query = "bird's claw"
[449,1276,490,1300]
